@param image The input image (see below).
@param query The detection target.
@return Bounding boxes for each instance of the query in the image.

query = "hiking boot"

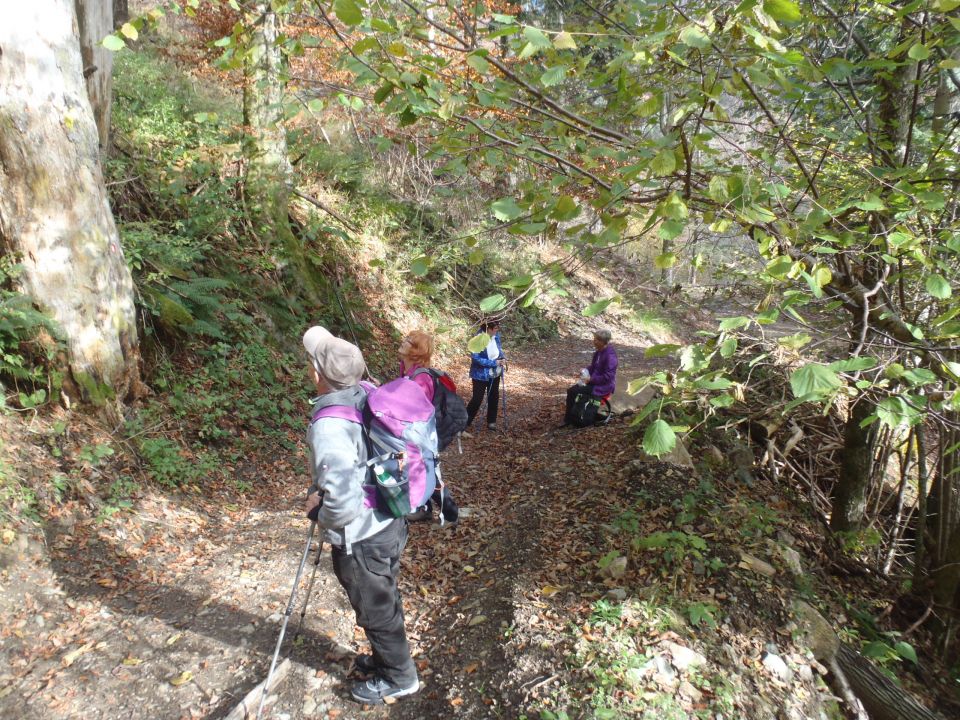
[350,674,419,705]
[353,654,378,674]
[487,423,497,432]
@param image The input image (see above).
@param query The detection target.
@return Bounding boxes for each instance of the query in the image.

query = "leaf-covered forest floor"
[3,324,956,720]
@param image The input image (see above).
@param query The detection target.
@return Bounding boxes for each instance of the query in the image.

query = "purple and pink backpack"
[311,377,439,518]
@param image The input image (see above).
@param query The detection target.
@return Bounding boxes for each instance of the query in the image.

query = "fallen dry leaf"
[169,670,193,687]
[62,642,94,667]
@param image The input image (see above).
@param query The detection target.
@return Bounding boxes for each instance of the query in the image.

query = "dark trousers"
[331,519,417,685]
[466,376,500,426]
[566,383,592,415]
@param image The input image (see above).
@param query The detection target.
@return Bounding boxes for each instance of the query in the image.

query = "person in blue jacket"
[464,319,506,433]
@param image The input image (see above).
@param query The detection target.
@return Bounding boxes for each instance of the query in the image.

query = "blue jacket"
[469,332,504,382]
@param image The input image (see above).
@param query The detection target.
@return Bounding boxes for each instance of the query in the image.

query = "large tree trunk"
[74,0,113,150]
[0,1,139,404]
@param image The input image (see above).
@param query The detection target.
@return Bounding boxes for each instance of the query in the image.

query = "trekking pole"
[500,365,509,431]
[294,532,325,640]
[256,521,318,720]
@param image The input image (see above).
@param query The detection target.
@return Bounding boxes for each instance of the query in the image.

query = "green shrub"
[138,437,217,487]
[0,258,63,402]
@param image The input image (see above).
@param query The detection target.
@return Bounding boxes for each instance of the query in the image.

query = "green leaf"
[645,344,681,358]
[763,0,801,22]
[410,256,431,276]
[643,419,677,457]
[862,641,891,660]
[333,0,363,26]
[907,43,931,61]
[877,396,924,429]
[778,332,812,350]
[925,274,952,300]
[102,34,126,51]
[679,25,711,50]
[373,83,394,104]
[540,66,567,87]
[550,195,580,221]
[651,149,677,176]
[894,641,918,664]
[479,294,507,313]
[468,249,484,265]
[553,31,577,50]
[523,26,553,48]
[583,298,615,317]
[658,219,685,241]
[717,316,750,332]
[490,197,523,222]
[654,252,677,269]
[708,175,729,203]
[829,357,877,372]
[856,194,885,211]
[120,22,139,40]
[902,368,937,386]
[719,337,738,358]
[812,264,832,289]
[790,363,842,400]
[499,274,533,290]
[467,333,491,353]
[466,53,490,73]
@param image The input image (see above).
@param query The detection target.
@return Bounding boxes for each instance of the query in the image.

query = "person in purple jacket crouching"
[563,329,618,425]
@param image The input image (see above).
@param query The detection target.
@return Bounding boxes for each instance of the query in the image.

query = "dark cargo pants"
[331,519,417,686]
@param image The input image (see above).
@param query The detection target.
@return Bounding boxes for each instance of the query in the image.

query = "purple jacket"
[587,344,618,397]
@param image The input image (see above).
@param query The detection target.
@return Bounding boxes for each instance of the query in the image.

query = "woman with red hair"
[397,330,459,526]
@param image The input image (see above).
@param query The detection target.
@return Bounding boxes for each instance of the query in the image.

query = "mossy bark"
[831,399,874,532]
[0,0,140,405]
[241,4,323,307]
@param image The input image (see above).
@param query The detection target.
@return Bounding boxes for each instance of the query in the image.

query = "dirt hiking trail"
[1,332,661,719]
[2,327,879,720]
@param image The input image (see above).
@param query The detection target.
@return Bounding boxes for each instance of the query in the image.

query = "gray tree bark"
[243,3,292,245]
[795,601,945,720]
[242,3,322,303]
[0,0,140,404]
[74,0,113,150]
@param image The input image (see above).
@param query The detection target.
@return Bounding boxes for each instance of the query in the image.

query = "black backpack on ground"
[567,392,602,428]
[411,368,469,451]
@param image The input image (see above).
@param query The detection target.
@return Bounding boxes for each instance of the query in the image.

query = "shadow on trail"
[39,518,352,720]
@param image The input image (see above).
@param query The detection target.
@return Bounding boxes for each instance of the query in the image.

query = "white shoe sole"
[351,679,420,704]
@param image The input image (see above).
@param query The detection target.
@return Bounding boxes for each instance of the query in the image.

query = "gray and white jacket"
[307,385,393,553]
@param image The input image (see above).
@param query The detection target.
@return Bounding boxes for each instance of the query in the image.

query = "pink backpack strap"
[311,406,363,424]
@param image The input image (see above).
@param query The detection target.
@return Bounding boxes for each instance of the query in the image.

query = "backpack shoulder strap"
[410,367,442,399]
[410,367,441,380]
[311,405,363,424]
